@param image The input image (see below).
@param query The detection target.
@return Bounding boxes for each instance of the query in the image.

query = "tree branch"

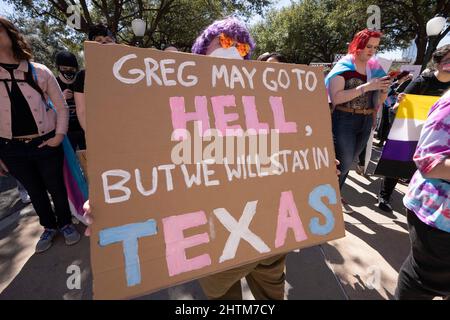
[91,0,103,11]
[144,0,176,47]
[79,0,92,26]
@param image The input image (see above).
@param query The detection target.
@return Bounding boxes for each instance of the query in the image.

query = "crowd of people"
[0,15,449,300]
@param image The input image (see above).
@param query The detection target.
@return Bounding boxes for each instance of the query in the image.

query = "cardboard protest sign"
[377,57,393,74]
[85,42,345,299]
[400,65,421,80]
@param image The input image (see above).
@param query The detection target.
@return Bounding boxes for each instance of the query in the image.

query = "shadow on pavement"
[285,246,347,300]
[0,175,30,221]
[0,222,92,300]
[343,216,410,272]
[0,214,40,293]
[346,174,406,218]
[322,238,403,300]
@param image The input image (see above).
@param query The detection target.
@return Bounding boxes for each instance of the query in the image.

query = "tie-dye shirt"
[403,91,450,233]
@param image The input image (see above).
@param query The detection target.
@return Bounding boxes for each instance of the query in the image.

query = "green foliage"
[252,0,370,64]
[5,0,272,65]
[6,0,448,66]
[373,0,450,64]
[8,12,84,71]
[139,0,271,51]
[252,0,449,64]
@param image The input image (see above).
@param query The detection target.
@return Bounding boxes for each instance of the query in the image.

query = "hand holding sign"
[83,200,93,236]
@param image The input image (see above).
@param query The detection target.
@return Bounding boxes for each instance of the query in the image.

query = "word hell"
[98,185,337,287]
[170,95,297,140]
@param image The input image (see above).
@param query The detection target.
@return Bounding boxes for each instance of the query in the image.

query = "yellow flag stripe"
[395,94,440,121]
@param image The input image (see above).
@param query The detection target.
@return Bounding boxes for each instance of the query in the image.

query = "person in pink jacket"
[0,17,80,253]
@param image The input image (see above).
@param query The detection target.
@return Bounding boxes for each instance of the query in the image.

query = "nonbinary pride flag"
[374,94,440,179]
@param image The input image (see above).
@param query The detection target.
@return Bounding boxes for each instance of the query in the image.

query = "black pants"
[378,107,391,143]
[0,132,72,229]
[358,146,366,167]
[67,130,86,151]
[379,177,399,202]
[395,210,450,300]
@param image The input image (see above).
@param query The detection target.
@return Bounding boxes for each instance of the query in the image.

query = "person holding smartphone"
[326,29,391,213]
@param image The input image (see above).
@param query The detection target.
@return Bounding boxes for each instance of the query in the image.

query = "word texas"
[98,185,337,287]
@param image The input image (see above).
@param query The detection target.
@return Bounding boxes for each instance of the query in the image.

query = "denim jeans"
[0,132,72,229]
[332,110,373,190]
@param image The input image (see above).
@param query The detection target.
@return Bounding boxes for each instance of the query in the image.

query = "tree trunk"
[414,31,427,65]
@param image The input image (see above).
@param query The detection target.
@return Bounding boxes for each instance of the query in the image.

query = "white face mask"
[208,47,243,60]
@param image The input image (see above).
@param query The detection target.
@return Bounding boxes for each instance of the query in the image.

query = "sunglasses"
[219,33,250,57]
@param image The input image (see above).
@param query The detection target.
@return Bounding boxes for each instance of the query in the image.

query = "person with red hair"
[347,29,381,56]
[325,29,391,213]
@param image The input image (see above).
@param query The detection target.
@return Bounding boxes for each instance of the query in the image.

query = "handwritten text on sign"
[85,43,344,299]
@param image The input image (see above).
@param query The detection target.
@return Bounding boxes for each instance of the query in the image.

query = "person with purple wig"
[192,17,255,60]
[191,17,286,300]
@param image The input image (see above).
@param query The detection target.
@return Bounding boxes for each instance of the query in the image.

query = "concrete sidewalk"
[0,148,410,300]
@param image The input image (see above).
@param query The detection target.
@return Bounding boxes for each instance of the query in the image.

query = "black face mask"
[60,69,76,81]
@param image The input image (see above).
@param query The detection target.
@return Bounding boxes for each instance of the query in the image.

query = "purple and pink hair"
[191,17,256,60]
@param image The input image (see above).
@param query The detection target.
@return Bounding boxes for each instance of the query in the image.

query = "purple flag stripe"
[381,139,418,162]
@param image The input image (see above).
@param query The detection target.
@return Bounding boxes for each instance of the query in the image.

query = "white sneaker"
[341,198,354,214]
[19,190,31,204]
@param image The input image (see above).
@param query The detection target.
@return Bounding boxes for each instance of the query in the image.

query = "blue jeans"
[332,110,373,190]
